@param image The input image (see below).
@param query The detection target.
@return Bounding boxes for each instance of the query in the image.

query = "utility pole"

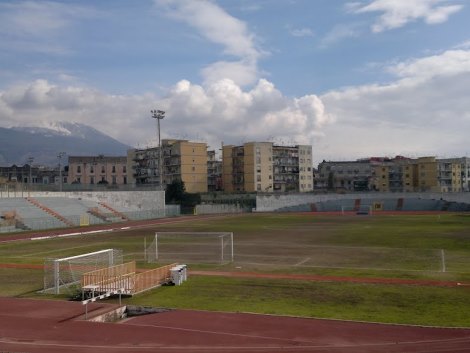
[28,157,34,190]
[58,152,65,192]
[151,110,165,190]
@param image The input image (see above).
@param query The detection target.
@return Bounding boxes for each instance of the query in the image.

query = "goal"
[146,232,234,264]
[341,205,373,215]
[44,249,123,294]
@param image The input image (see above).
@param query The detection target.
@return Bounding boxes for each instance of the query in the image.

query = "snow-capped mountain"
[0,122,132,166]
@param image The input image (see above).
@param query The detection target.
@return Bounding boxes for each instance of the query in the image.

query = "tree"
[165,179,186,204]
[165,179,201,214]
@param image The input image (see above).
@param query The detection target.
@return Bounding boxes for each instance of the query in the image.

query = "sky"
[1,0,470,165]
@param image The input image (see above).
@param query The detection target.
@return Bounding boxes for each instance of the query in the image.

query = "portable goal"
[146,232,234,264]
[341,205,373,215]
[44,249,123,294]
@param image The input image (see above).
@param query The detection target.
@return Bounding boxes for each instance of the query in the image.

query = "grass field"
[1,212,470,326]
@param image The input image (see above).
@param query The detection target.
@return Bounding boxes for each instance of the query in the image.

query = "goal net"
[341,205,373,215]
[44,249,123,294]
[146,232,234,265]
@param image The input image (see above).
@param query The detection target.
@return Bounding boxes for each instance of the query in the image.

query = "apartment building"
[222,142,313,193]
[207,150,222,192]
[371,156,414,192]
[128,139,208,193]
[316,160,374,192]
[68,156,128,185]
[437,158,462,192]
[317,156,466,193]
[0,165,62,186]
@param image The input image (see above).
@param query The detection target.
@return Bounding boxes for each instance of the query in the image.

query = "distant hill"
[0,122,132,166]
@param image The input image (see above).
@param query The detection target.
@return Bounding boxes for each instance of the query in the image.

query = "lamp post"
[58,152,65,192]
[151,109,165,190]
[28,157,34,191]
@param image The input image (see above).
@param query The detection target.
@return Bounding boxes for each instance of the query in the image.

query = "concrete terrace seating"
[0,197,64,230]
[33,197,107,226]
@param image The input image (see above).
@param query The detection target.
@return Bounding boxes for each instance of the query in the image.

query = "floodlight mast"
[57,152,65,192]
[28,157,34,190]
[151,109,165,190]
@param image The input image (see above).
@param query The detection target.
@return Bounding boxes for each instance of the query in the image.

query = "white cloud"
[0,1,98,54]
[320,23,362,48]
[154,0,263,86]
[453,39,470,49]
[0,78,333,153]
[387,49,470,80]
[353,0,463,32]
[319,48,470,162]
[289,27,315,38]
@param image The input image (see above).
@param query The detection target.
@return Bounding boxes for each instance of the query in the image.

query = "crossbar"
[57,249,114,262]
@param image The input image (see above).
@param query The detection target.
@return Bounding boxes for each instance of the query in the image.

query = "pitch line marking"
[127,322,316,345]
[295,257,311,266]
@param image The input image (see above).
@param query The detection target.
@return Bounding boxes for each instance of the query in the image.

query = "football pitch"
[1,212,470,326]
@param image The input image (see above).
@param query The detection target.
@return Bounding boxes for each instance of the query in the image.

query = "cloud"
[0,1,98,54]
[387,49,470,80]
[352,0,464,32]
[453,39,470,49]
[319,48,470,161]
[0,78,333,153]
[154,0,264,86]
[289,27,315,38]
[320,23,363,48]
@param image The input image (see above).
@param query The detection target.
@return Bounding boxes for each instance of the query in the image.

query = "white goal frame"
[146,232,234,264]
[44,249,123,294]
[341,205,373,215]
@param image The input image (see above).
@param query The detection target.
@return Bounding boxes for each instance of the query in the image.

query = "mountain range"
[0,122,131,166]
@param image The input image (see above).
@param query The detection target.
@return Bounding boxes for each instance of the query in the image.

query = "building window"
[90,166,94,173]
[257,175,261,182]
[77,166,81,173]
[123,176,127,184]
[112,165,116,173]
[257,184,261,191]
[101,166,105,173]
[90,176,94,184]
[112,176,117,184]
[123,166,126,173]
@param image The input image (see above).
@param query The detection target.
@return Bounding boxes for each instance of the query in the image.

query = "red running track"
[1,297,470,353]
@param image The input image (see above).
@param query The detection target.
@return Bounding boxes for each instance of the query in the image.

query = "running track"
[1,297,470,353]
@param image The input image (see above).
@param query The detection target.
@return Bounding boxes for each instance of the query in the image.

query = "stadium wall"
[0,190,165,212]
[195,204,245,215]
[255,192,470,212]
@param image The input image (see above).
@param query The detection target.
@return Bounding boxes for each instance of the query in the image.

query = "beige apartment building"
[222,142,313,193]
[335,156,462,193]
[68,156,128,185]
[128,139,208,193]
[372,157,414,192]
[437,158,462,192]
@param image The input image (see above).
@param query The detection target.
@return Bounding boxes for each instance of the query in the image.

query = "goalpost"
[146,232,234,265]
[44,249,123,295]
[341,205,373,215]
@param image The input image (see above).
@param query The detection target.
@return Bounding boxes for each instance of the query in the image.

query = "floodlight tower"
[28,157,34,190]
[57,152,65,192]
[151,109,165,189]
